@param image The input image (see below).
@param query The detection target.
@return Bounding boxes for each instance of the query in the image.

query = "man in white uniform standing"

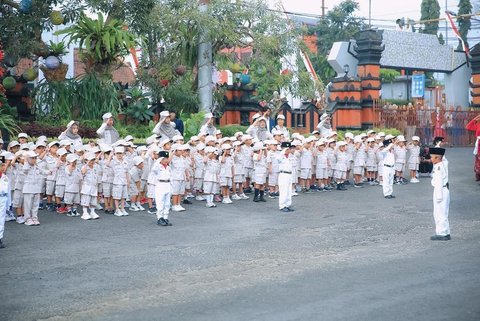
[0,156,11,248]
[429,147,450,241]
[277,142,295,212]
[380,138,396,199]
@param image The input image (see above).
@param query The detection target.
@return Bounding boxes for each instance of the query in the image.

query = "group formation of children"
[0,113,426,227]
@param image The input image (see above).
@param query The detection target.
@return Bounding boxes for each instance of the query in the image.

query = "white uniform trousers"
[382,166,395,196]
[433,187,450,236]
[23,193,40,220]
[0,196,7,239]
[155,183,171,219]
[278,172,292,210]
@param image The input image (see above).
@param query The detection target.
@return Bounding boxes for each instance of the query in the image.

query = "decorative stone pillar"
[328,76,363,130]
[355,29,384,128]
[469,44,480,108]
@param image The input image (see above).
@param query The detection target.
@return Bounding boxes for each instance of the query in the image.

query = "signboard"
[411,74,425,98]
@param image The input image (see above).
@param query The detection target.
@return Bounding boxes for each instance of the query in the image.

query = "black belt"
[444,183,449,189]
[158,180,170,183]
[384,164,394,168]
[0,193,7,197]
[280,171,292,174]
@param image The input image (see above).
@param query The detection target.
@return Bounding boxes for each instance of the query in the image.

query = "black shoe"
[148,207,157,214]
[280,207,290,212]
[344,180,351,185]
[253,195,260,202]
[354,184,364,188]
[259,195,267,202]
[157,218,168,226]
[183,199,192,205]
[164,219,172,226]
[339,184,347,191]
[430,234,451,241]
[244,188,252,194]
[0,239,4,249]
[384,195,393,199]
[286,207,295,212]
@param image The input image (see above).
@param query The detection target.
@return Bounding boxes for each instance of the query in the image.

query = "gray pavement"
[0,147,479,321]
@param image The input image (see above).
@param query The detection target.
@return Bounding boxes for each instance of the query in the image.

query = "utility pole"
[369,0,372,27]
[198,0,213,112]
[445,0,449,45]
[321,0,326,17]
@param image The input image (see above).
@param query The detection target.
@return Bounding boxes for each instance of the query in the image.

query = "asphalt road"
[1,147,479,321]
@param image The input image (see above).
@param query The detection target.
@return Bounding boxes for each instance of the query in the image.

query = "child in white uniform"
[394,135,407,184]
[80,153,100,220]
[128,156,144,211]
[299,140,313,193]
[193,143,206,201]
[152,151,173,226]
[219,144,234,204]
[54,148,68,213]
[232,141,248,200]
[252,143,268,202]
[203,147,220,208]
[109,147,130,217]
[407,136,421,183]
[64,154,81,217]
[334,141,349,190]
[22,151,49,226]
[170,144,189,212]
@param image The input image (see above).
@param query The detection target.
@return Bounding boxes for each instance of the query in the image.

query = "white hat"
[114,146,125,153]
[196,143,206,150]
[234,131,243,137]
[272,130,283,136]
[252,113,261,121]
[102,112,113,120]
[37,135,47,142]
[178,144,190,151]
[66,120,78,129]
[316,139,327,147]
[366,137,375,143]
[136,146,147,153]
[385,134,395,140]
[306,136,316,143]
[19,143,29,150]
[171,143,180,151]
[172,135,184,142]
[35,141,46,147]
[252,142,264,151]
[47,141,59,149]
[412,136,420,141]
[291,140,301,147]
[57,148,68,156]
[337,141,347,147]
[233,141,242,147]
[159,138,172,148]
[205,136,216,144]
[59,140,73,146]
[311,130,320,135]
[320,113,329,120]
[367,130,376,135]
[221,143,232,150]
[204,112,213,119]
[277,114,285,120]
[345,132,354,139]
[25,150,38,158]
[18,133,29,139]
[397,135,406,142]
[145,135,159,145]
[8,141,20,148]
[101,144,113,153]
[3,152,13,161]
[354,136,363,144]
[14,151,25,158]
[241,134,253,141]
[27,142,35,150]
[378,132,386,137]
[133,156,144,166]
[328,131,337,137]
[215,130,222,135]
[204,146,216,153]
[85,152,96,161]
[90,146,100,153]
[66,154,79,163]
[190,136,199,142]
[124,135,134,142]
[198,132,206,137]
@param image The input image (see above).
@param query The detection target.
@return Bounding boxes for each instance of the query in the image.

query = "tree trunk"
[197,0,213,112]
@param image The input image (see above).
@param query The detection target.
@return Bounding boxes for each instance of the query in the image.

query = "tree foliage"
[420,0,440,36]
[457,0,472,50]
[310,0,365,83]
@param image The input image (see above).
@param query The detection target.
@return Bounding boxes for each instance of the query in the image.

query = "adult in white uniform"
[0,156,11,248]
[272,114,290,140]
[153,111,181,140]
[58,120,83,146]
[199,112,217,136]
[316,113,333,138]
[380,138,395,199]
[429,147,451,241]
[96,113,120,145]
[277,142,295,212]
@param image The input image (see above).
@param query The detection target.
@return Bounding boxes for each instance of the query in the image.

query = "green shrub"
[184,112,206,140]
[219,125,248,138]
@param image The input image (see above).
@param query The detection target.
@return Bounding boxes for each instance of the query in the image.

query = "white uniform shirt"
[431,162,448,202]
[81,165,99,196]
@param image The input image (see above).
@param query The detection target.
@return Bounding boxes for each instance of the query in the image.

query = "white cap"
[177,144,189,151]
[204,112,213,119]
[234,132,243,137]
[291,140,301,147]
[18,133,29,139]
[328,131,337,137]
[136,146,147,153]
[241,134,253,142]
[253,142,264,151]
[85,152,96,161]
[360,133,368,138]
[35,141,46,147]
[385,134,395,140]
[354,136,363,144]
[66,154,79,163]
[337,141,347,147]
[204,146,216,153]
[272,130,283,136]
[306,136,316,143]
[102,112,113,120]
[378,132,386,137]
[221,143,232,150]
[114,146,125,153]
[37,135,47,142]
[311,130,320,135]
[252,113,261,121]
[57,148,68,156]
[367,130,376,135]
[345,132,354,139]
[66,120,77,128]
[172,135,184,142]
[320,113,329,120]
[124,135,134,142]
[233,141,242,147]
[8,140,20,148]
[47,141,58,149]
[366,137,375,143]
[59,140,73,146]
[397,135,406,142]
[15,151,25,158]
[215,129,222,135]
[25,150,38,158]
[316,139,327,146]
[190,136,199,142]
[276,114,285,120]
[90,146,100,153]
[145,135,159,145]
[205,136,216,144]
[196,143,206,150]
[159,138,172,148]
[101,144,113,153]
[160,110,169,117]
[133,156,144,166]
[412,136,420,141]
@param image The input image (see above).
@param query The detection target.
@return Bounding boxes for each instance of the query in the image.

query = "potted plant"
[40,41,69,82]
[124,87,154,124]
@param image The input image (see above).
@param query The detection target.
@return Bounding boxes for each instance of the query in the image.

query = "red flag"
[445,11,470,66]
